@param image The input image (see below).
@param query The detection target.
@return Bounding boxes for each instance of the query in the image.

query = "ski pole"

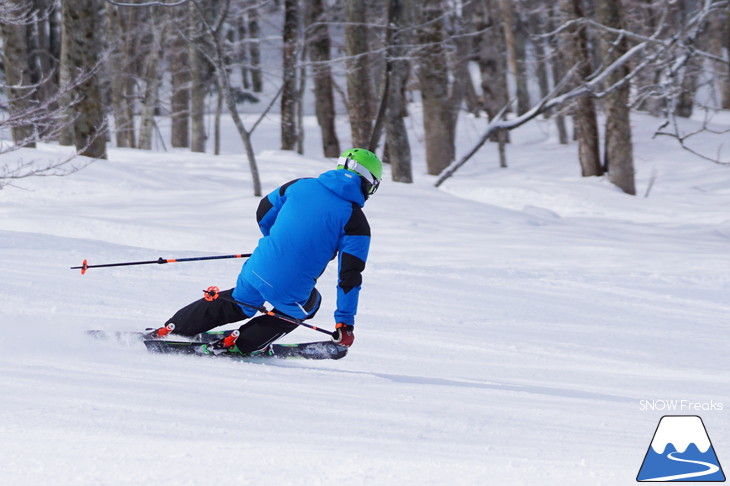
[203,286,336,338]
[71,253,252,275]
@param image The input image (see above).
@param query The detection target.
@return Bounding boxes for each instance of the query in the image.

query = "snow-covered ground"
[1,111,728,485]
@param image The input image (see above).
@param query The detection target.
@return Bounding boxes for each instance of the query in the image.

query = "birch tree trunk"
[707,7,730,109]
[61,0,107,159]
[345,0,373,148]
[596,0,635,195]
[559,0,601,177]
[138,9,164,151]
[169,6,190,148]
[385,0,412,183]
[248,8,263,93]
[673,0,699,118]
[475,0,510,164]
[723,6,730,109]
[280,0,298,150]
[105,4,133,148]
[0,1,36,147]
[418,0,453,175]
[189,2,207,153]
[499,0,530,115]
[307,0,340,157]
[546,3,568,144]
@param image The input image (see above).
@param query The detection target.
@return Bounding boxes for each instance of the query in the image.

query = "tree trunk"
[720,6,730,110]
[499,0,530,115]
[169,6,190,148]
[307,0,340,157]
[214,83,223,155]
[138,9,164,151]
[345,0,374,148]
[1,1,36,147]
[559,0,601,177]
[30,0,58,134]
[248,8,263,93]
[418,0,453,175]
[448,1,477,138]
[673,0,699,118]
[105,4,131,148]
[57,4,74,147]
[280,0,298,151]
[296,57,306,155]
[61,0,107,159]
[546,4,568,144]
[237,16,250,91]
[596,0,635,195]
[526,0,550,102]
[476,0,510,144]
[385,0,412,183]
[189,2,207,153]
[707,7,730,109]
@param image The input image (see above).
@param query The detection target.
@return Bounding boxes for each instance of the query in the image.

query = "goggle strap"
[338,156,376,185]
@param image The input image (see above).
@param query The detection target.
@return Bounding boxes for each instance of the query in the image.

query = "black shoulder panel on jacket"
[344,203,370,237]
[279,178,307,196]
[256,197,273,223]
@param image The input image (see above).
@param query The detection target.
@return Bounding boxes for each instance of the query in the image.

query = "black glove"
[332,323,354,347]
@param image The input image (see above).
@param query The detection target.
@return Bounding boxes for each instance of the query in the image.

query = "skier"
[151,148,382,355]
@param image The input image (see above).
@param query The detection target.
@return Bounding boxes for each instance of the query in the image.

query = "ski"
[86,329,224,344]
[143,339,348,360]
[85,329,147,343]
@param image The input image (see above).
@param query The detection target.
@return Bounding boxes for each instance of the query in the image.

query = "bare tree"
[383,0,413,183]
[417,0,454,175]
[560,0,601,178]
[189,1,209,153]
[61,0,107,159]
[344,0,374,148]
[247,6,263,93]
[499,0,531,115]
[280,0,298,150]
[1,0,36,147]
[0,2,104,188]
[473,0,511,167]
[436,0,730,186]
[596,0,635,195]
[306,0,340,157]
[104,3,137,148]
[706,4,730,109]
[169,4,190,148]
[137,7,166,150]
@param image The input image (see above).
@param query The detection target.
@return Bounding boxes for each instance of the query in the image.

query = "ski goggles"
[338,156,381,195]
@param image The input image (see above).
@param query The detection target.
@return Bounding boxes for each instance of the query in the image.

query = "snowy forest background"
[1,0,729,193]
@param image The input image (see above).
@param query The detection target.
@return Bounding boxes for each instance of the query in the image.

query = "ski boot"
[143,323,176,340]
[201,330,240,355]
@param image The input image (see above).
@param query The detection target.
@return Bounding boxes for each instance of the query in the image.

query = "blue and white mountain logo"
[637,415,725,482]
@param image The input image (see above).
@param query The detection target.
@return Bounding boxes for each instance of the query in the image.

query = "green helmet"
[336,148,382,197]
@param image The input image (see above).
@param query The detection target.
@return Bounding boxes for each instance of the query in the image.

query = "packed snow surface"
[1,112,729,485]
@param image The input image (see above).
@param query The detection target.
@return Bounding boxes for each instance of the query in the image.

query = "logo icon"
[637,415,725,482]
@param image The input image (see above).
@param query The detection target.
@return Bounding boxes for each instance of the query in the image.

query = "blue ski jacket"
[234,169,371,326]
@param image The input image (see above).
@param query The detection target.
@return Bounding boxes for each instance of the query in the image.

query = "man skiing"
[152,148,382,355]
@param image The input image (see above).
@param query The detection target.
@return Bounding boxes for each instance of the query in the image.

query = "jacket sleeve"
[335,205,370,326]
[256,179,302,236]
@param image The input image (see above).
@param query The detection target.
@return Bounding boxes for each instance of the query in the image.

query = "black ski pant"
[164,287,321,353]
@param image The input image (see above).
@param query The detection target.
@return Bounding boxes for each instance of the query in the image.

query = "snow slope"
[1,112,729,485]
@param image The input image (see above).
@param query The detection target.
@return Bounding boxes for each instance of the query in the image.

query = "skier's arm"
[335,206,370,326]
[256,179,301,236]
